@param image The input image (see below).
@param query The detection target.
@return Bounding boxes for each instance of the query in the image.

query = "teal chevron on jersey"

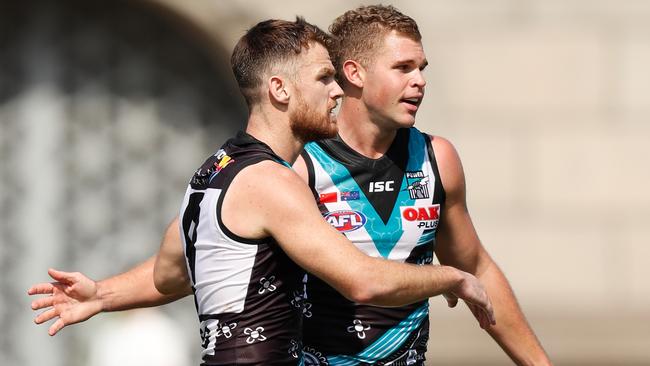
[326,302,429,365]
[304,130,427,258]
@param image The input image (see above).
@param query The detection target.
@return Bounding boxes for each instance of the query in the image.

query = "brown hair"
[329,5,421,85]
[231,17,333,107]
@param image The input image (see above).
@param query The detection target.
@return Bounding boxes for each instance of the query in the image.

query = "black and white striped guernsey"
[179,131,305,365]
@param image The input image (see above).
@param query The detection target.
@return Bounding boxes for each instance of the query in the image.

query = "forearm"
[479,262,551,365]
[97,256,187,312]
[360,262,464,306]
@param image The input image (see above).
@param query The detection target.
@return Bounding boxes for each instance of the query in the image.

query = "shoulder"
[415,132,462,169]
[229,160,313,205]
[234,160,302,189]
[421,133,467,199]
[221,159,316,238]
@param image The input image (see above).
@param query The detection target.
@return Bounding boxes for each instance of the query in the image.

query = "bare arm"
[432,135,551,365]
[153,217,192,295]
[221,161,495,327]
[28,219,190,336]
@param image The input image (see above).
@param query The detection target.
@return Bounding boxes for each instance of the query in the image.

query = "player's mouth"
[328,100,339,119]
[400,95,422,112]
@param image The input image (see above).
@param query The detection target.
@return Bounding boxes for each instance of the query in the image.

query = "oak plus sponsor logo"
[324,210,367,232]
[400,205,440,230]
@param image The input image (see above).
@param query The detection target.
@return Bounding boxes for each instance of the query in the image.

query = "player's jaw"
[289,93,338,143]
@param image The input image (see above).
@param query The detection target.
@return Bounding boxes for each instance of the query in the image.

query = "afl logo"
[324,210,367,232]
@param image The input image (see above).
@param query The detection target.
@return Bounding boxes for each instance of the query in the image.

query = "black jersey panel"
[316,129,410,224]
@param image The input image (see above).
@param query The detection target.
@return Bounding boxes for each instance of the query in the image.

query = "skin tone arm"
[28,220,191,336]
[432,135,552,365]
[210,161,495,329]
[28,154,497,335]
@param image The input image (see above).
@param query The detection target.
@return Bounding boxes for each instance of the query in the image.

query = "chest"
[306,141,443,260]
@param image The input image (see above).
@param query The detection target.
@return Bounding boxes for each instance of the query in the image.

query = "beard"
[289,92,338,143]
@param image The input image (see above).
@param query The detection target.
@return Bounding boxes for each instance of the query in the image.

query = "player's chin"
[323,122,338,138]
[397,116,417,128]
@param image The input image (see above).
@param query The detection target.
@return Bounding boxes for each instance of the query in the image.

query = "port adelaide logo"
[405,171,429,199]
[324,210,367,232]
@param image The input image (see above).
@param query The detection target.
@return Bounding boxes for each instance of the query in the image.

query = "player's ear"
[268,75,290,104]
[342,60,364,88]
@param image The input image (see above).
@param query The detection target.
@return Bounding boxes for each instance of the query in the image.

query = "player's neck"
[245,110,304,165]
[336,101,398,159]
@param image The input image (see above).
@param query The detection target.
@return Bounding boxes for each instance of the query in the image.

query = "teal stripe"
[306,142,397,257]
[275,158,292,169]
[326,302,429,365]
[417,230,435,245]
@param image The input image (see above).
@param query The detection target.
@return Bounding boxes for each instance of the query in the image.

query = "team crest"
[405,171,429,199]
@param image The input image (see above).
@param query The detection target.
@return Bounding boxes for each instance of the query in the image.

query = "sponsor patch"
[405,171,429,199]
[324,210,367,232]
[400,205,440,230]
[208,149,235,183]
[190,149,235,186]
[340,191,360,201]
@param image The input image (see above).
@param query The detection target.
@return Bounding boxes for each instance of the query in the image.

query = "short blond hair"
[329,5,421,85]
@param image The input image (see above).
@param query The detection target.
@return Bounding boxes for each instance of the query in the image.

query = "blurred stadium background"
[1,0,649,365]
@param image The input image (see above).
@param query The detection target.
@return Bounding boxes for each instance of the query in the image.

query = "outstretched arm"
[432,135,551,365]
[28,219,191,336]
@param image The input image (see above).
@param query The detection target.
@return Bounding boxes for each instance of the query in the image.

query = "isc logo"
[324,210,367,232]
[401,205,440,230]
[369,180,395,192]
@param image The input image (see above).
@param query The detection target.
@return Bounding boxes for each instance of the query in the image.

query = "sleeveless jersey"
[300,128,446,366]
[179,132,305,365]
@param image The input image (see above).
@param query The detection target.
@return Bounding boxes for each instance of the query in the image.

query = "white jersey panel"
[180,186,257,315]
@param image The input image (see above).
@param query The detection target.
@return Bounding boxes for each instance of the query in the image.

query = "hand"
[28,268,104,336]
[444,271,496,330]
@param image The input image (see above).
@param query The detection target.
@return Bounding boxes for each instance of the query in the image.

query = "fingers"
[443,293,458,308]
[466,301,496,329]
[27,283,55,295]
[48,268,78,284]
[485,299,496,326]
[34,306,72,336]
[49,319,66,336]
[31,295,55,311]
[34,308,58,325]
[474,290,496,326]
[467,303,487,329]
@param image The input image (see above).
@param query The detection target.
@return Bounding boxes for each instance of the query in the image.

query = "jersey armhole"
[215,157,271,245]
[423,133,447,208]
[300,149,319,201]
